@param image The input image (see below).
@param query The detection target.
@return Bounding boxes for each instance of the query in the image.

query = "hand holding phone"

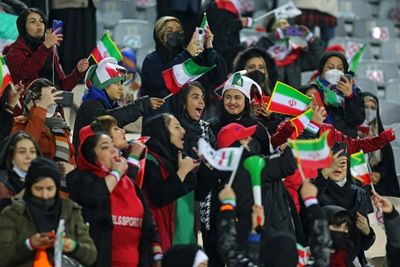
[52,19,63,34]
[285,26,304,37]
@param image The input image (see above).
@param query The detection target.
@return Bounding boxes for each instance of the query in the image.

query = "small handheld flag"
[350,151,371,186]
[267,81,311,116]
[91,32,122,64]
[0,55,14,97]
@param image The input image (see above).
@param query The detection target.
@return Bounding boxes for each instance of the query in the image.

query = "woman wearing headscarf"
[0,131,41,211]
[208,71,270,155]
[233,47,285,134]
[357,92,400,197]
[3,8,88,115]
[171,81,216,158]
[142,113,199,251]
[312,51,365,138]
[71,125,161,267]
[0,157,97,267]
[12,78,75,193]
[141,16,220,117]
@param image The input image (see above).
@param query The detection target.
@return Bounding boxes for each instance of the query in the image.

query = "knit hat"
[119,47,137,73]
[25,157,61,190]
[318,52,349,74]
[222,71,262,101]
[85,57,127,90]
[217,122,257,148]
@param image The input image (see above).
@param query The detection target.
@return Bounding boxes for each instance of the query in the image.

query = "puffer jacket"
[0,198,97,267]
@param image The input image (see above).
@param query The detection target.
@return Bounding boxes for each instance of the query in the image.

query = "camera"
[55,91,74,107]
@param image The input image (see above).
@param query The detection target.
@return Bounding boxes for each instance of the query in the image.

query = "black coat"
[72,96,151,150]
[69,171,159,267]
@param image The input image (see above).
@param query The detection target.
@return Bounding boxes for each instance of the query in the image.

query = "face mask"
[247,70,266,85]
[165,31,185,49]
[30,195,56,209]
[46,104,57,118]
[330,230,348,250]
[365,108,377,123]
[324,69,344,85]
[246,139,261,154]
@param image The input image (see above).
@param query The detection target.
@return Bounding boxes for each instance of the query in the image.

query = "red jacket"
[272,120,395,212]
[4,37,83,114]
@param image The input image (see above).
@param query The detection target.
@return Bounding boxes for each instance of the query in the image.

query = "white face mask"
[324,69,344,85]
[46,104,57,118]
[365,108,377,123]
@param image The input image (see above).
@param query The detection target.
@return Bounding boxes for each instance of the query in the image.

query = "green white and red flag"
[267,81,311,116]
[162,58,215,95]
[215,0,241,17]
[91,32,122,64]
[350,151,371,186]
[288,131,332,169]
[198,138,243,171]
[296,243,310,267]
[0,55,14,97]
[200,12,209,30]
[290,109,314,138]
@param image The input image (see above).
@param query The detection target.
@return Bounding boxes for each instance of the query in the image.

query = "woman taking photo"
[0,131,41,211]
[3,8,88,101]
[0,157,97,267]
[71,125,161,267]
[142,113,199,251]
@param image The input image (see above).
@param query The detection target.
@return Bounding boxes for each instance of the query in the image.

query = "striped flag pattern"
[350,151,371,186]
[267,81,311,116]
[0,55,13,97]
[91,32,122,64]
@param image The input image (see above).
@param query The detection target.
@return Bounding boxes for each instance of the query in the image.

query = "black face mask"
[30,195,56,209]
[246,138,261,154]
[247,70,266,85]
[165,31,185,49]
[330,230,348,250]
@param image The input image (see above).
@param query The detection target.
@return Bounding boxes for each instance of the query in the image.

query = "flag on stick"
[350,151,371,186]
[162,58,215,95]
[349,45,365,73]
[91,32,122,63]
[288,131,332,169]
[274,1,302,20]
[290,109,314,138]
[215,0,241,17]
[200,12,209,30]
[0,55,14,97]
[198,138,243,171]
[267,81,311,116]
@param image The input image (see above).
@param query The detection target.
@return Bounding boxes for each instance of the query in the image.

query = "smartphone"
[340,73,352,82]
[55,91,74,107]
[285,26,304,37]
[194,27,205,45]
[332,142,347,157]
[312,90,324,108]
[52,19,63,33]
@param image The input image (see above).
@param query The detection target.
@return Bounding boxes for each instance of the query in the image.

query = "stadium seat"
[352,18,397,40]
[300,71,314,85]
[356,60,399,87]
[379,0,400,23]
[113,19,155,49]
[355,76,379,96]
[392,146,400,175]
[384,78,400,101]
[338,0,374,20]
[379,39,400,63]
[379,100,400,125]
[97,0,137,28]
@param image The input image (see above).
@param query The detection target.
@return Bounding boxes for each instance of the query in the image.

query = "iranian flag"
[215,0,241,17]
[162,58,215,94]
[288,131,332,169]
[350,151,371,186]
[91,32,122,64]
[290,109,314,138]
[267,81,311,116]
[198,138,243,171]
[297,243,310,267]
[0,55,13,97]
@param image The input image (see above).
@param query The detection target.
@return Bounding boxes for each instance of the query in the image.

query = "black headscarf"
[359,92,400,197]
[16,8,47,51]
[142,113,180,173]
[23,157,61,232]
[162,244,206,267]
[318,51,349,74]
[261,232,298,267]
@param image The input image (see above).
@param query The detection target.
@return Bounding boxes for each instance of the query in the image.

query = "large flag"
[267,81,311,116]
[274,1,302,20]
[215,0,241,17]
[162,58,215,95]
[349,45,365,73]
[91,32,122,64]
[288,131,332,169]
[198,138,243,171]
[350,151,371,186]
[290,109,319,138]
[0,13,18,52]
[0,55,13,97]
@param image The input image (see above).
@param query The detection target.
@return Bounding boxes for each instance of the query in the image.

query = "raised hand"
[177,151,199,181]
[43,29,63,48]
[36,87,62,109]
